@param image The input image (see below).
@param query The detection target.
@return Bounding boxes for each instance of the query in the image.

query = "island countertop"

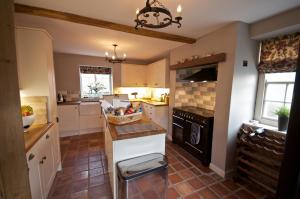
[103,112,166,141]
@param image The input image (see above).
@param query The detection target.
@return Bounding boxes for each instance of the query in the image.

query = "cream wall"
[54,52,122,93]
[169,22,258,177]
[226,23,258,172]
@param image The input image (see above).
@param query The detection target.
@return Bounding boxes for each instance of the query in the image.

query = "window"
[79,66,112,98]
[255,72,296,126]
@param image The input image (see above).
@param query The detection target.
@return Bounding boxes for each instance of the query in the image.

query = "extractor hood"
[183,67,217,82]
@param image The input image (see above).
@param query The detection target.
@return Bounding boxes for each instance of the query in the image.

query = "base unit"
[26,124,61,199]
[58,105,80,137]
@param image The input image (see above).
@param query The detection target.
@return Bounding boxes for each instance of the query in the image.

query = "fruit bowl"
[22,114,35,129]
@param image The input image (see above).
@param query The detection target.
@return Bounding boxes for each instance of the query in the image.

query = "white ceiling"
[14,0,300,60]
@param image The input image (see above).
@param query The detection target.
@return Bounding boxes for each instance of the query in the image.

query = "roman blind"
[79,65,112,74]
[258,32,300,73]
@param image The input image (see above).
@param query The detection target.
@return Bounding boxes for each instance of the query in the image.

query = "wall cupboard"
[121,58,169,88]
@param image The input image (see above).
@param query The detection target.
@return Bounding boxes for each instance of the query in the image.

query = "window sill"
[243,121,287,135]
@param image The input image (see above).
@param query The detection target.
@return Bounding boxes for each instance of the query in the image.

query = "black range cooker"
[172,107,214,166]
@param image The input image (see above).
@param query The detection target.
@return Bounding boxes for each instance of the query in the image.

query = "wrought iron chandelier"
[135,0,182,29]
[105,44,126,64]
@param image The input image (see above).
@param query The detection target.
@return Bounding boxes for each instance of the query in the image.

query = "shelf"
[170,53,226,70]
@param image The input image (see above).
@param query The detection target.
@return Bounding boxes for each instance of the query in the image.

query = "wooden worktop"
[103,112,166,141]
[24,122,54,152]
[130,99,168,106]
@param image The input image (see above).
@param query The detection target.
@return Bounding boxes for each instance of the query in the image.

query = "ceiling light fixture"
[135,0,183,29]
[105,44,126,64]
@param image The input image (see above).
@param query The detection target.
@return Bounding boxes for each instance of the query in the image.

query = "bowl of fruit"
[21,105,35,129]
[106,105,143,125]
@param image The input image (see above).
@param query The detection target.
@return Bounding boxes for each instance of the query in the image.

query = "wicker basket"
[107,112,142,125]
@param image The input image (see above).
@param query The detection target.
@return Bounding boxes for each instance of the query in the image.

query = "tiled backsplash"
[21,96,48,125]
[175,68,216,110]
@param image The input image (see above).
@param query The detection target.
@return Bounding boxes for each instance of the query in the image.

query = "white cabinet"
[26,124,60,199]
[58,103,104,137]
[121,64,148,87]
[80,102,103,134]
[57,105,80,137]
[147,59,169,88]
[16,27,57,123]
[120,59,169,88]
[142,103,168,130]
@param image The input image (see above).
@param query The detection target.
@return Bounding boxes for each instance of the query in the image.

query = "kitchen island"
[103,113,166,198]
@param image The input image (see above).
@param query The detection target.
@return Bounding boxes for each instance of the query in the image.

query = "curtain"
[258,32,300,73]
[79,65,112,74]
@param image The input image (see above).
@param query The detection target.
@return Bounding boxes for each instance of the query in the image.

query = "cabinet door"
[39,132,55,198]
[152,106,169,130]
[147,59,167,88]
[58,105,79,136]
[27,143,44,199]
[121,64,147,87]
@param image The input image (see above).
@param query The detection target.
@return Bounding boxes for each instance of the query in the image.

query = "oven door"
[184,120,207,159]
[172,115,185,146]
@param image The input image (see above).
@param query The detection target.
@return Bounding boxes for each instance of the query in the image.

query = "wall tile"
[175,69,216,111]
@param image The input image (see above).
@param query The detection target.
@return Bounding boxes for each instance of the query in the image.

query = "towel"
[190,123,201,145]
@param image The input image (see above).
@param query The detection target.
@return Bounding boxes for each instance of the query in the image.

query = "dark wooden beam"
[14,3,196,44]
[170,53,226,70]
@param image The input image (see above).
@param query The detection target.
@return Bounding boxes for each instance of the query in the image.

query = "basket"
[107,112,142,125]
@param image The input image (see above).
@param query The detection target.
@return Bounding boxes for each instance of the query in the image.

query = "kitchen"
[1,1,300,199]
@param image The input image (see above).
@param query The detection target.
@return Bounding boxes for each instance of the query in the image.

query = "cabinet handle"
[28,153,35,161]
[40,160,44,164]
[42,156,47,160]
[46,135,50,139]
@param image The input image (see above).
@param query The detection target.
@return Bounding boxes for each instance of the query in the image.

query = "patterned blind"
[79,65,112,74]
[258,32,300,73]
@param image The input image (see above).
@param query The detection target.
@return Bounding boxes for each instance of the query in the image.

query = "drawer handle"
[40,160,44,164]
[46,135,50,139]
[42,156,47,160]
[28,153,35,161]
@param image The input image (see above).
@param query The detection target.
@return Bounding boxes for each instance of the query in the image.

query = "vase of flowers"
[87,82,106,97]
[275,106,290,131]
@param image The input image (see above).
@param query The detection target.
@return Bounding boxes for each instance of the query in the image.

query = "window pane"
[265,84,286,102]
[265,72,296,83]
[285,84,294,103]
[284,103,291,111]
[80,72,112,98]
[95,74,112,94]
[263,101,284,120]
[81,74,95,97]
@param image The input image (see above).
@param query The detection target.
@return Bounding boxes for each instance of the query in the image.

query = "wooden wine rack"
[236,125,286,193]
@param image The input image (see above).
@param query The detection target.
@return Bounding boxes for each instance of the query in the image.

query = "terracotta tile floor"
[48,132,274,199]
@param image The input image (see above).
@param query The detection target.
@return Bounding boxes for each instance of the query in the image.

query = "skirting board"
[209,163,225,178]
[209,163,235,178]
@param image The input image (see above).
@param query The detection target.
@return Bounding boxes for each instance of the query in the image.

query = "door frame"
[0,0,31,198]
[277,45,300,198]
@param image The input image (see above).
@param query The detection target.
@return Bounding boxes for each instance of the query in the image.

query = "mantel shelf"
[170,53,226,70]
